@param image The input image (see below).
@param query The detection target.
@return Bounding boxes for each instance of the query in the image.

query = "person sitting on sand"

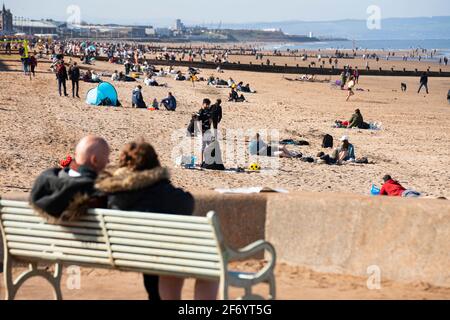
[229,88,246,102]
[30,136,110,221]
[320,136,355,165]
[144,74,163,87]
[348,109,370,129]
[249,133,299,158]
[132,85,146,109]
[379,175,421,198]
[82,70,93,82]
[175,71,186,81]
[95,140,219,300]
[161,92,177,111]
[111,70,120,81]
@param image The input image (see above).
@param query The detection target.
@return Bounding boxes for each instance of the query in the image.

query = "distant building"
[309,32,313,38]
[13,19,60,35]
[0,3,13,34]
[174,19,185,32]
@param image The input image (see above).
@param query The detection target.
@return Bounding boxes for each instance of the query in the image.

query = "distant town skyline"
[4,0,450,27]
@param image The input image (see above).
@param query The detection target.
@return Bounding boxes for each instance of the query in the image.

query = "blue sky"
[5,0,450,26]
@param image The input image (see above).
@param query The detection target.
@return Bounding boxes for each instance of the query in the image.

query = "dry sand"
[1,56,449,198]
[1,55,450,299]
[2,262,450,300]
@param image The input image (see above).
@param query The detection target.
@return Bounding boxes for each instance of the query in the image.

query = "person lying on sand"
[237,82,256,93]
[379,175,421,198]
[249,133,301,158]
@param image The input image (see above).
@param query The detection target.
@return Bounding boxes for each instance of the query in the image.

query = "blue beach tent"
[86,82,119,106]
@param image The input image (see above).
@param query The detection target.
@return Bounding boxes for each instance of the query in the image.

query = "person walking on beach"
[353,67,360,84]
[69,62,80,98]
[346,76,356,102]
[29,54,37,78]
[417,72,429,94]
[444,56,448,66]
[56,61,69,97]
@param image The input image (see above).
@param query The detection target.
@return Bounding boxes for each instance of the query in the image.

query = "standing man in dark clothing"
[56,61,69,97]
[418,72,429,94]
[210,99,223,135]
[69,62,81,98]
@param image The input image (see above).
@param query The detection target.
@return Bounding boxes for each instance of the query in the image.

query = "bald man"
[30,136,110,222]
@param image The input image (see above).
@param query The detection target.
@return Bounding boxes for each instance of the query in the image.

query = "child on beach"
[346,76,356,101]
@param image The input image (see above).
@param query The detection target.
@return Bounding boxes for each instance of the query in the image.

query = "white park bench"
[0,199,276,300]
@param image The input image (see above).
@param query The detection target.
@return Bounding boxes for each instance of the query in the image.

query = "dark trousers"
[143,275,160,300]
[72,80,79,97]
[31,66,36,76]
[418,83,429,94]
[58,79,67,96]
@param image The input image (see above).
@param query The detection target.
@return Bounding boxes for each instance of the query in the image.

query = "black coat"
[30,166,102,222]
[96,167,194,216]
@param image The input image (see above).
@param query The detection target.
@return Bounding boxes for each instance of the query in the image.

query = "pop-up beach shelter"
[86,82,119,106]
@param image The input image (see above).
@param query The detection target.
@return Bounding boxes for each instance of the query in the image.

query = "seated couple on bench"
[29,136,218,300]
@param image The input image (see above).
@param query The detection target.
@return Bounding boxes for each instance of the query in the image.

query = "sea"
[264,39,450,58]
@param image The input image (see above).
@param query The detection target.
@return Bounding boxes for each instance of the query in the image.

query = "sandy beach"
[1,52,450,300]
[1,55,449,198]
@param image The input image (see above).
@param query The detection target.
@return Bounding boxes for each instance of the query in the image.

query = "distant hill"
[207,16,450,40]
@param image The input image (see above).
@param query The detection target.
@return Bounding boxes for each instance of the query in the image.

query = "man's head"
[383,175,392,183]
[355,109,360,114]
[73,62,77,66]
[216,99,222,105]
[202,98,211,109]
[74,136,110,173]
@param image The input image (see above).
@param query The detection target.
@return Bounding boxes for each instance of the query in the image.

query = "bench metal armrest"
[227,240,276,283]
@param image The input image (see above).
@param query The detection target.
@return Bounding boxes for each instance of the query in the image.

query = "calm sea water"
[265,39,450,57]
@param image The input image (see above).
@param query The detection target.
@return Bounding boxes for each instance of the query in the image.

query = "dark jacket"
[96,167,194,216]
[348,112,364,129]
[69,66,80,81]
[210,103,223,129]
[132,88,146,108]
[197,107,212,133]
[56,64,68,81]
[30,166,103,222]
[420,74,428,84]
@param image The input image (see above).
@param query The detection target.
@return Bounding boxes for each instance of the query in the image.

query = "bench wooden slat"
[92,209,210,224]
[104,216,212,231]
[6,235,108,251]
[109,237,219,254]
[112,252,221,270]
[107,230,216,246]
[1,207,101,222]
[105,223,214,239]
[9,249,112,265]
[1,214,102,229]
[114,260,221,278]
[110,244,220,262]
[8,242,110,258]
[5,227,107,243]
[3,221,103,236]
[0,200,30,208]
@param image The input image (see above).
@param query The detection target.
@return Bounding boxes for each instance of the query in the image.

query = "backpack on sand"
[322,134,334,149]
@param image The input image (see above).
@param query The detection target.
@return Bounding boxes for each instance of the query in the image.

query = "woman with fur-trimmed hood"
[96,141,217,300]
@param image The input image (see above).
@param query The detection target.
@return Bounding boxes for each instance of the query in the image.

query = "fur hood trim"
[30,193,91,224]
[96,167,170,194]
